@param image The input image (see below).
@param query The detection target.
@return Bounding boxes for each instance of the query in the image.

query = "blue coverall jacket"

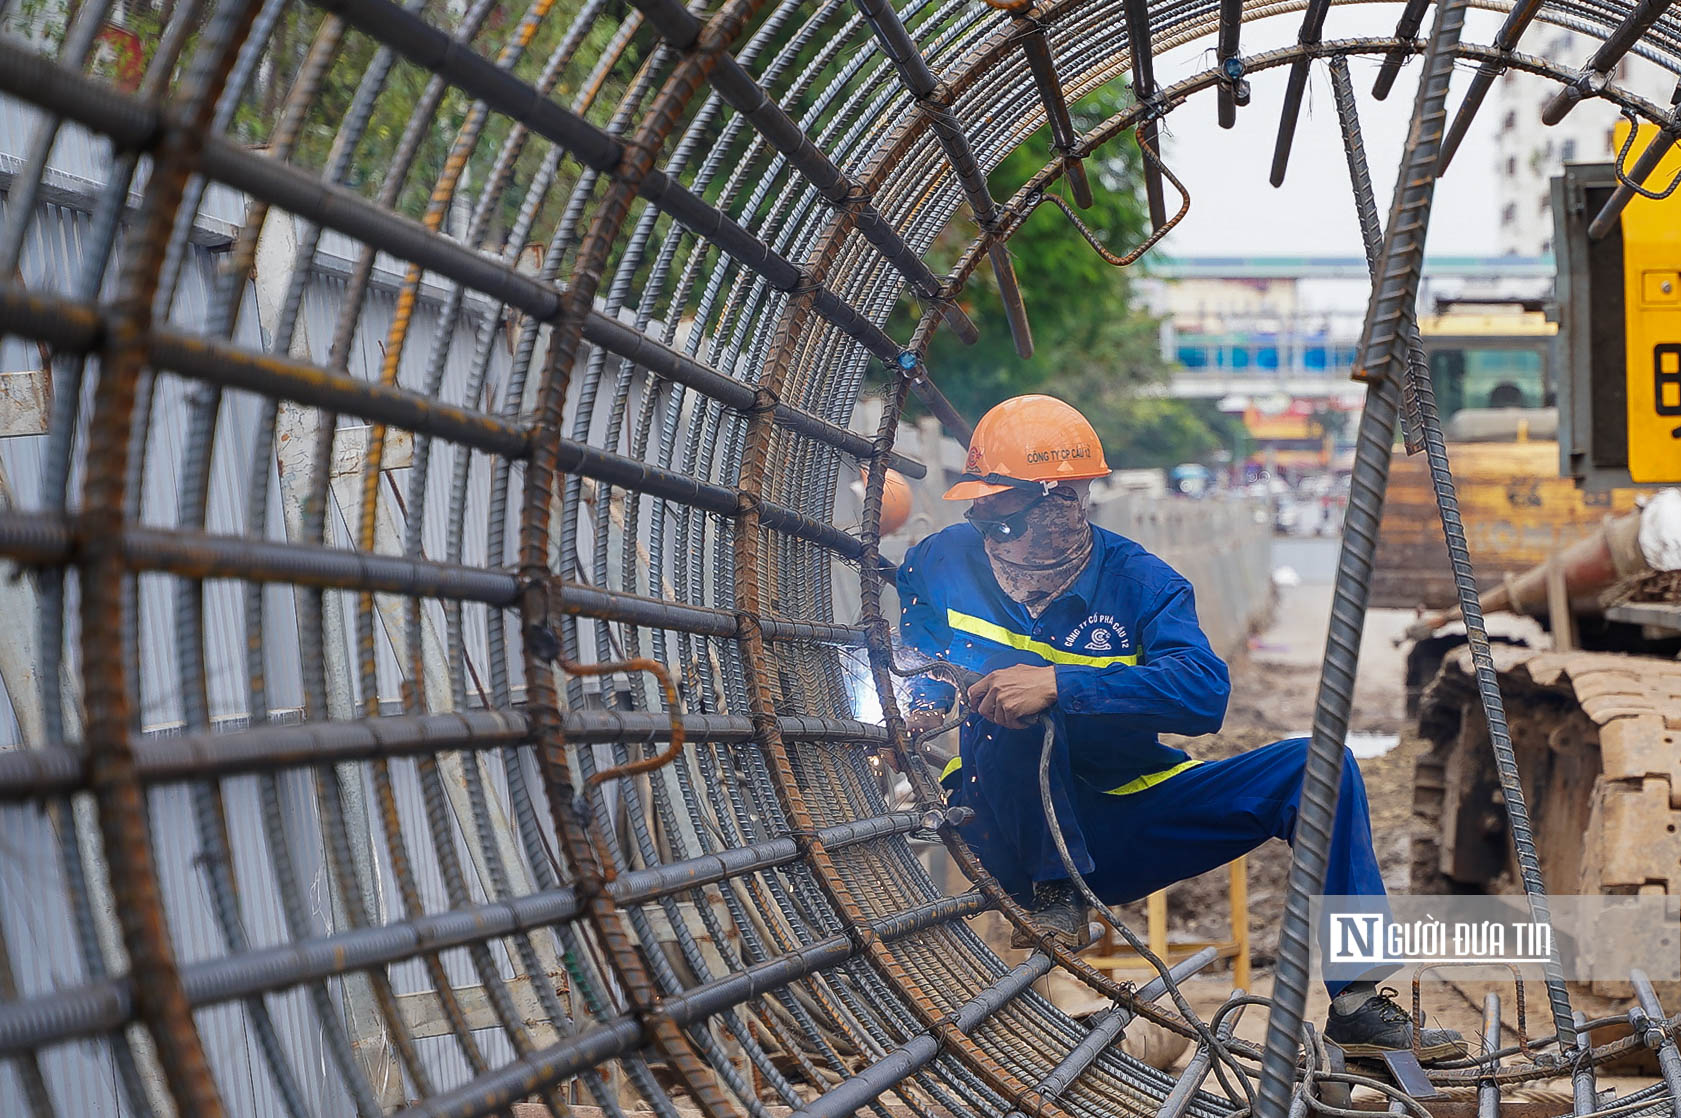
[898,521,1231,794]
[896,521,1387,984]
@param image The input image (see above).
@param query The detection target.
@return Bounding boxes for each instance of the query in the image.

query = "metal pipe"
[787,953,1056,1118]
[1372,0,1433,100]
[1015,16,1094,207]
[1404,502,1657,638]
[551,438,867,558]
[555,582,870,645]
[1269,0,1332,185]
[1009,948,1221,1117]
[0,513,522,602]
[0,287,525,456]
[1479,993,1502,1118]
[1123,0,1169,228]
[1158,991,1248,1118]
[1543,0,1676,124]
[1573,1011,1598,1117]
[1216,0,1246,127]
[902,356,976,445]
[0,709,893,799]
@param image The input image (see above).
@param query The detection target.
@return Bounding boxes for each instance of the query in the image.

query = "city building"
[1143,256,1554,402]
[1489,29,1678,257]
[1143,257,1559,477]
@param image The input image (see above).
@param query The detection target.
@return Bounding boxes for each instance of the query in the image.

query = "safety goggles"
[963,485,1077,542]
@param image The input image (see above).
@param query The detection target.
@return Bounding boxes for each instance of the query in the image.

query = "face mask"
[977,487,1093,616]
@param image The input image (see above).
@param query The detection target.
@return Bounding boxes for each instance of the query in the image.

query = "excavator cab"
[1415,304,1557,443]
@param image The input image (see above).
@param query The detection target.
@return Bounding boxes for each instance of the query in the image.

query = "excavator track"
[1416,647,1681,899]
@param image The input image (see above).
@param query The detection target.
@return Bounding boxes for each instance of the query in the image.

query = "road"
[1239,536,1413,737]
[1250,536,1545,740]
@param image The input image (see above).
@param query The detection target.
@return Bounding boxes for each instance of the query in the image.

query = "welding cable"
[880,657,975,776]
[1034,714,1259,1107]
[1425,1012,1681,1087]
[1300,1073,1434,1118]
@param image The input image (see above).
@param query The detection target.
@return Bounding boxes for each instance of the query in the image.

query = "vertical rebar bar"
[1014,12,1094,207]
[1572,1012,1597,1117]
[1479,994,1502,1118]
[1269,0,1331,185]
[1632,972,1681,1118]
[1216,0,1246,127]
[1253,49,1414,1118]
[1122,0,1168,228]
[1372,0,1433,101]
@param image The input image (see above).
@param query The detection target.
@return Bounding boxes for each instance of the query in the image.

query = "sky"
[1155,6,1521,260]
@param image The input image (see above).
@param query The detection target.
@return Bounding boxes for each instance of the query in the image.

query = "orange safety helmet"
[942,394,1110,500]
[862,467,914,535]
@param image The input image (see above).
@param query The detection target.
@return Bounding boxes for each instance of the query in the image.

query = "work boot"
[1324,984,1465,1062]
[1010,880,1092,949]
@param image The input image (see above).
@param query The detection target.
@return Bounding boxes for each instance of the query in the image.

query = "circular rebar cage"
[0,0,1679,1115]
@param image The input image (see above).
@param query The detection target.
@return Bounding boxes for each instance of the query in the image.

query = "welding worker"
[896,394,1463,1060]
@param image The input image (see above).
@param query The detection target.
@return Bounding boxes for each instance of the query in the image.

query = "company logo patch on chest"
[1066,613,1130,653]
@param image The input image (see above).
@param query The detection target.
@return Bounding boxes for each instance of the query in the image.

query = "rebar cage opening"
[1,0,1679,1116]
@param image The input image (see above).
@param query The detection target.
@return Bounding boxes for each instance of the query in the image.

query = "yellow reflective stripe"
[941,755,964,783]
[1103,758,1203,796]
[945,609,1141,669]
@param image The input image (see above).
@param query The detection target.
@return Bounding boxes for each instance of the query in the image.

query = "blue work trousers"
[950,717,1388,992]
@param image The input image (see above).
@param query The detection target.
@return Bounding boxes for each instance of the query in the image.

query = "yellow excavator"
[1376,304,1648,716]
[1374,141,1681,907]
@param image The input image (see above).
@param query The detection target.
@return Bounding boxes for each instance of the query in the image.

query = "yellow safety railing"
[1084,855,1250,991]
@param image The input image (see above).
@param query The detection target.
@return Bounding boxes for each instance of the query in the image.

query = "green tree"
[892,78,1229,468]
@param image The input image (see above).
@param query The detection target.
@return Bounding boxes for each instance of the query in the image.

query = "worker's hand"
[905,708,948,736]
[967,665,1058,730]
